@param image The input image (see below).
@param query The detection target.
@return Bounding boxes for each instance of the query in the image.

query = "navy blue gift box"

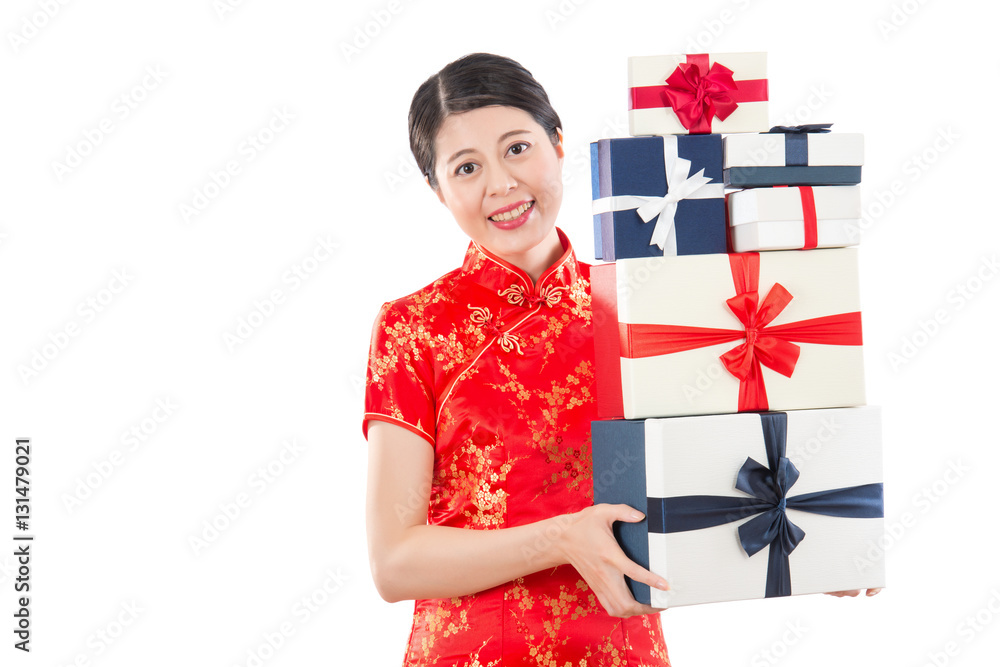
[590,135,727,261]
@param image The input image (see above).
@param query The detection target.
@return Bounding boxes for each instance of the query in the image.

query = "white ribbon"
[591,136,725,255]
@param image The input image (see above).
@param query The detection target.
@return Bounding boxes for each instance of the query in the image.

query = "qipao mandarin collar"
[459,227,582,308]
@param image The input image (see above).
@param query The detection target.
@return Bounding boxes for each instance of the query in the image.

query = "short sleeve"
[362,300,436,447]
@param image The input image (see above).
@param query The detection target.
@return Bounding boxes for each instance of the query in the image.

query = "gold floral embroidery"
[406,597,474,662]
[485,357,531,404]
[507,576,619,667]
[566,275,592,325]
[463,639,502,667]
[368,291,478,395]
[580,632,629,665]
[641,613,672,666]
[431,429,525,529]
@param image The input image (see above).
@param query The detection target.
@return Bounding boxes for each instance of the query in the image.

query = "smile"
[488,201,534,222]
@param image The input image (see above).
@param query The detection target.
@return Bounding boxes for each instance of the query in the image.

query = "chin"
[486,220,551,252]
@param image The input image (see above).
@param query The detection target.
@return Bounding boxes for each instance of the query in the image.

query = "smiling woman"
[431,105,565,282]
[361,53,673,666]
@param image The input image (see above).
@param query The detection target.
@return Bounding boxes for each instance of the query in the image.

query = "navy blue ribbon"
[646,412,883,598]
[764,123,833,167]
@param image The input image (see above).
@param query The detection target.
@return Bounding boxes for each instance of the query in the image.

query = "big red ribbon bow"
[619,253,863,411]
[719,279,798,388]
[663,60,739,134]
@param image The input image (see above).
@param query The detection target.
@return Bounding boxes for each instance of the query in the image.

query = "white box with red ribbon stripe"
[727,185,862,252]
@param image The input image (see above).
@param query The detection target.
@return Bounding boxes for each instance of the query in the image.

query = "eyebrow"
[446,129,531,164]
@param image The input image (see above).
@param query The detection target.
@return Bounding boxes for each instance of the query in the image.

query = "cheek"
[460,188,485,214]
[535,159,563,201]
[549,169,564,196]
[442,183,477,213]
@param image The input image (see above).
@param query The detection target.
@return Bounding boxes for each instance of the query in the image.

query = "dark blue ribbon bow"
[763,123,833,166]
[647,412,883,598]
[766,123,833,134]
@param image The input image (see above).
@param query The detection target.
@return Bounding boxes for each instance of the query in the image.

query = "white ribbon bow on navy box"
[591,136,724,256]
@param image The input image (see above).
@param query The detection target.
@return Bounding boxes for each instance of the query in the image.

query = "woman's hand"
[554,503,669,618]
[825,588,883,598]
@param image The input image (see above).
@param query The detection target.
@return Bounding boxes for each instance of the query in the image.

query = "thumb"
[619,505,645,522]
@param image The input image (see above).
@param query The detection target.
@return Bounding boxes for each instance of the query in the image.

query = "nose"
[486,163,517,198]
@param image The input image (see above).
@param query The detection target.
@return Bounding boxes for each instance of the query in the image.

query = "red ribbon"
[775,185,818,250]
[618,254,862,411]
[629,54,769,134]
[799,186,818,250]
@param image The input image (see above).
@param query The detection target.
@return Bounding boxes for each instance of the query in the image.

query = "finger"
[635,603,668,615]
[595,581,649,619]
[604,591,668,619]
[828,589,860,597]
[619,559,669,593]
[597,562,669,617]
[866,587,883,597]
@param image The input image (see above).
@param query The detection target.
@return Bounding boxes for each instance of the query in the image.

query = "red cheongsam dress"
[363,227,671,666]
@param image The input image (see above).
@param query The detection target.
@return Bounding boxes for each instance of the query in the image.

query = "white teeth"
[491,201,533,222]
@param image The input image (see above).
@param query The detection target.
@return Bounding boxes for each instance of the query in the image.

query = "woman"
[363,53,673,665]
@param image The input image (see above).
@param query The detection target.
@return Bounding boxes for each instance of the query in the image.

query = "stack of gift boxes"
[588,52,885,608]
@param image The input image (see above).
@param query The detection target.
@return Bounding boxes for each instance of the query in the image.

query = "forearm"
[373,514,572,602]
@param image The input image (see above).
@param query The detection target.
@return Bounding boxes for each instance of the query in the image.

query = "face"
[430,105,565,271]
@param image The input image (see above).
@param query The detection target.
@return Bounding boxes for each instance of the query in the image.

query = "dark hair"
[408,53,562,189]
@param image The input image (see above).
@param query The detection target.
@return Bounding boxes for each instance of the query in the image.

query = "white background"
[2,0,997,665]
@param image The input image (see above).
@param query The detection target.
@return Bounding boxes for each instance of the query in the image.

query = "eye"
[454,162,479,176]
[507,141,530,156]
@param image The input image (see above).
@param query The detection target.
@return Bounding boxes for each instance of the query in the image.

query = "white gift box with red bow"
[628,52,770,136]
[592,248,867,419]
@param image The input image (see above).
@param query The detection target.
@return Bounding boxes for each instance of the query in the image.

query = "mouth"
[488,200,535,223]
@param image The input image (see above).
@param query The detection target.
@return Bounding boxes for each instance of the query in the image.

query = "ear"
[553,128,565,160]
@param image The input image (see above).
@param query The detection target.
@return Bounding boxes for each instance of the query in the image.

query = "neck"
[495,227,564,285]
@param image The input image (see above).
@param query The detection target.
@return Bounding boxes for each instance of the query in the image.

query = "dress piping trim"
[363,413,435,447]
[470,227,575,295]
[473,242,532,292]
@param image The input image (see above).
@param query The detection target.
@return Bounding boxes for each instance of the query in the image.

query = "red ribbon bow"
[619,254,863,411]
[719,281,799,383]
[663,60,739,134]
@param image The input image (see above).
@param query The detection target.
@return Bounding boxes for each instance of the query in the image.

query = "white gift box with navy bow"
[591,406,885,607]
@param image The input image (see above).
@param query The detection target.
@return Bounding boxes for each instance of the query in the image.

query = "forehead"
[434,105,541,154]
